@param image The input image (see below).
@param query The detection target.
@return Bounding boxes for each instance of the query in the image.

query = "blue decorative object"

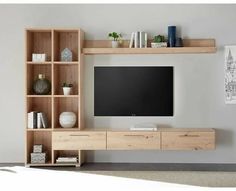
[168,26,176,47]
[61,48,72,62]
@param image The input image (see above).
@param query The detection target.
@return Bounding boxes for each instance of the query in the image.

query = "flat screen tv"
[94,66,173,116]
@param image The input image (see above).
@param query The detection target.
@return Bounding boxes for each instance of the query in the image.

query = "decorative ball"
[59,112,76,128]
[33,74,51,95]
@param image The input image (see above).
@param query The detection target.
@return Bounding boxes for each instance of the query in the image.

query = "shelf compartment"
[26,30,52,61]
[54,30,79,62]
[26,131,52,164]
[83,39,217,55]
[27,97,52,128]
[53,64,78,95]
[53,97,79,129]
[27,64,52,95]
[53,150,79,165]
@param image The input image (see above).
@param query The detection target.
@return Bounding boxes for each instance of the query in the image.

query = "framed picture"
[225,46,236,104]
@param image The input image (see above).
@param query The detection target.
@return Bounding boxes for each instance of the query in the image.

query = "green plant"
[153,35,165,43]
[62,82,73,88]
[108,32,122,41]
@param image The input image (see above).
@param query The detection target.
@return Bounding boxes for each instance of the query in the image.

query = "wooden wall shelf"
[83,39,216,55]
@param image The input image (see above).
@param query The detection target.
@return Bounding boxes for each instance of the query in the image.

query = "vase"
[63,87,72,95]
[33,74,51,95]
[59,112,76,128]
[168,26,176,47]
[111,41,119,48]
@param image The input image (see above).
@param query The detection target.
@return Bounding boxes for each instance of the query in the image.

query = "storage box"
[33,144,43,153]
[30,152,47,164]
[32,53,46,62]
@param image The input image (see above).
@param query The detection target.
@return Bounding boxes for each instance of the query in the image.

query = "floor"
[1,163,236,187]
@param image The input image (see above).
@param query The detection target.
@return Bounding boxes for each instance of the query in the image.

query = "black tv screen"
[94,67,173,116]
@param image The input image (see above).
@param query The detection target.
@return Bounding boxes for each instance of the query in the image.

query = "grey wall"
[0,4,236,163]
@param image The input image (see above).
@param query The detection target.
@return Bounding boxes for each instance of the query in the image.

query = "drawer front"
[52,131,106,150]
[107,132,161,150]
[161,131,215,150]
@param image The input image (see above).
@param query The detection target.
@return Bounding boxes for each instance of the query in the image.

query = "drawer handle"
[124,135,144,137]
[179,134,200,137]
[69,134,90,137]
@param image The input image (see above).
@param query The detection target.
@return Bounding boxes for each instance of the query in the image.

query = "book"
[40,112,49,128]
[27,112,33,129]
[129,32,135,48]
[139,31,145,48]
[37,113,42,128]
[134,31,140,48]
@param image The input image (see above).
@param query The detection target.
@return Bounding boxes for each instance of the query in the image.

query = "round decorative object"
[59,112,76,128]
[33,74,51,95]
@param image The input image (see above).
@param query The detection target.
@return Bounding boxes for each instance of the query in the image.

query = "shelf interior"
[54,30,79,61]
[54,97,79,129]
[27,64,52,95]
[53,150,79,164]
[54,64,78,95]
[26,131,52,164]
[26,31,52,61]
[27,97,52,128]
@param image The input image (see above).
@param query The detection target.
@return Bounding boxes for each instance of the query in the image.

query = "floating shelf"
[27,128,52,131]
[83,39,216,55]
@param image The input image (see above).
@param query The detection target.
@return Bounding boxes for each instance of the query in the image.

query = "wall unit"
[25,28,84,167]
[25,28,216,167]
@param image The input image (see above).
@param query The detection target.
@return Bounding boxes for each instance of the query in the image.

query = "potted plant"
[62,82,73,95]
[151,35,168,48]
[108,32,122,48]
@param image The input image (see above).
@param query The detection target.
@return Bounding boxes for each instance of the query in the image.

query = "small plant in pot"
[108,32,122,48]
[151,35,167,48]
[62,82,73,95]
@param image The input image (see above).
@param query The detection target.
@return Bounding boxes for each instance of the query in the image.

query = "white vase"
[59,112,76,128]
[63,87,71,95]
[111,41,119,48]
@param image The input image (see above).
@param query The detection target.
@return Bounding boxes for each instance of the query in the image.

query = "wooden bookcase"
[25,28,84,167]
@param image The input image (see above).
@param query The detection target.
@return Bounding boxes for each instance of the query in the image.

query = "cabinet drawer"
[52,131,106,150]
[107,132,161,150]
[161,131,215,150]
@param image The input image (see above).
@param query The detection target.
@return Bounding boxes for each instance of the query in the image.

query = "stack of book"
[27,111,48,129]
[129,31,148,48]
[56,157,78,164]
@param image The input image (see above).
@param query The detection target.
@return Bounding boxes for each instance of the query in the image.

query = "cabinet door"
[52,131,106,150]
[161,131,215,150]
[107,131,161,150]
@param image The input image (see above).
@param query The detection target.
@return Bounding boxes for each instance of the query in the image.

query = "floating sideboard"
[25,28,216,167]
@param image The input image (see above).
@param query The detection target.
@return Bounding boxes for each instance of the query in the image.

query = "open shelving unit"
[83,39,217,54]
[25,28,84,167]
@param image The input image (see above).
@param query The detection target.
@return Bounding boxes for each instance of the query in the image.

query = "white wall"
[0,4,236,163]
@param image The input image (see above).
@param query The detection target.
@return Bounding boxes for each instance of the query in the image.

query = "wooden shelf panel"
[27,128,52,131]
[27,95,52,97]
[27,62,52,65]
[83,39,216,55]
[53,127,80,131]
[53,95,79,98]
[83,47,217,55]
[53,61,79,65]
